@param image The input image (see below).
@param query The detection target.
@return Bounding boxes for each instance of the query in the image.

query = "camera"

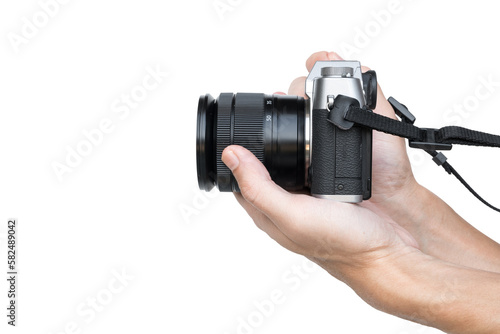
[196,61,377,202]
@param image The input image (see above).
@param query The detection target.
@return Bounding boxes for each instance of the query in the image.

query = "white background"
[1,0,500,333]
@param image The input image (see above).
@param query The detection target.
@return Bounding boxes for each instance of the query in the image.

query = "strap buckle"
[388,97,452,151]
[410,128,453,151]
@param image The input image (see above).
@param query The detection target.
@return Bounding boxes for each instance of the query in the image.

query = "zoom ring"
[233,94,265,162]
[215,93,265,192]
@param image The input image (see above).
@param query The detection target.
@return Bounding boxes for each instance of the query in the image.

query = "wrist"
[393,182,438,232]
[390,183,500,272]
[342,246,427,312]
[369,176,427,226]
[345,247,500,333]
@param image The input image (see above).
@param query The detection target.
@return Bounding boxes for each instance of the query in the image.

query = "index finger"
[306,51,343,72]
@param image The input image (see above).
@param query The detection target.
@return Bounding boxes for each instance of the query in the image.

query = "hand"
[286,51,419,219]
[275,51,500,273]
[222,51,422,274]
[221,55,421,275]
[222,144,418,278]
[221,51,500,332]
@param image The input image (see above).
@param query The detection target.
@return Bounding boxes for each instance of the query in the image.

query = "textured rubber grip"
[311,108,364,196]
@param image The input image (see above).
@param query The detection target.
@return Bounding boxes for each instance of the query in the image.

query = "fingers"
[372,87,396,119]
[287,51,344,97]
[288,77,306,97]
[221,145,395,260]
[221,145,292,218]
[304,51,395,120]
[306,51,343,72]
[224,147,318,254]
[221,145,342,245]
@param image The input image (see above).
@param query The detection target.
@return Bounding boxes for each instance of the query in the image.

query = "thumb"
[221,145,353,250]
[221,145,291,215]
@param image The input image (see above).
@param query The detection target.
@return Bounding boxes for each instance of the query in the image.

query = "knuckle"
[239,176,275,209]
[290,76,304,87]
[239,180,264,206]
[288,76,306,95]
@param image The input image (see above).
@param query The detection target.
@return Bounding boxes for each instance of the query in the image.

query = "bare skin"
[221,51,500,333]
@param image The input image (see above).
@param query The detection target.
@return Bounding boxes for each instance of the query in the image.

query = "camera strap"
[330,96,500,212]
[344,97,500,150]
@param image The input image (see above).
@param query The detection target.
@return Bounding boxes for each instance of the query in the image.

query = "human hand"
[220,52,500,333]
[224,51,500,273]
[285,51,419,220]
[221,143,418,279]
[219,53,422,274]
[295,53,500,273]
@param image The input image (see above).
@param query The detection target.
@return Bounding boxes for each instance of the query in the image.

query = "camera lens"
[196,93,306,192]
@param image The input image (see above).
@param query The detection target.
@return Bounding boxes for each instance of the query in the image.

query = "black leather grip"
[311,108,372,199]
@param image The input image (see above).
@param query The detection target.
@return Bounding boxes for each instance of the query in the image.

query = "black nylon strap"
[342,101,500,213]
[345,107,500,148]
[436,126,500,148]
[345,108,421,140]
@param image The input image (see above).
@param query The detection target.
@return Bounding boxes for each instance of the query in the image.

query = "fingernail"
[222,149,239,171]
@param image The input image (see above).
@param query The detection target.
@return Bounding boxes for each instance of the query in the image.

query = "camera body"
[197,61,376,203]
[306,61,373,202]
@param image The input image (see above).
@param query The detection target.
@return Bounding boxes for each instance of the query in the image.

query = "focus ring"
[216,93,233,192]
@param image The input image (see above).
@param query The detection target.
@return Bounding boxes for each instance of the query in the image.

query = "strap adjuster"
[409,128,453,151]
[388,97,452,151]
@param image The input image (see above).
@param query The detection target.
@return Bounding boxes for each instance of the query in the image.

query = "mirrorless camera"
[196,61,378,202]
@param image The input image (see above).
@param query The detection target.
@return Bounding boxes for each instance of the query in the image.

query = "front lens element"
[196,94,216,191]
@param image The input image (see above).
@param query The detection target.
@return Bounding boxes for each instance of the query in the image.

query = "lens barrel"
[197,93,306,192]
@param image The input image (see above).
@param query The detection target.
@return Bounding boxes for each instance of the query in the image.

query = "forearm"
[345,249,500,333]
[393,184,500,272]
